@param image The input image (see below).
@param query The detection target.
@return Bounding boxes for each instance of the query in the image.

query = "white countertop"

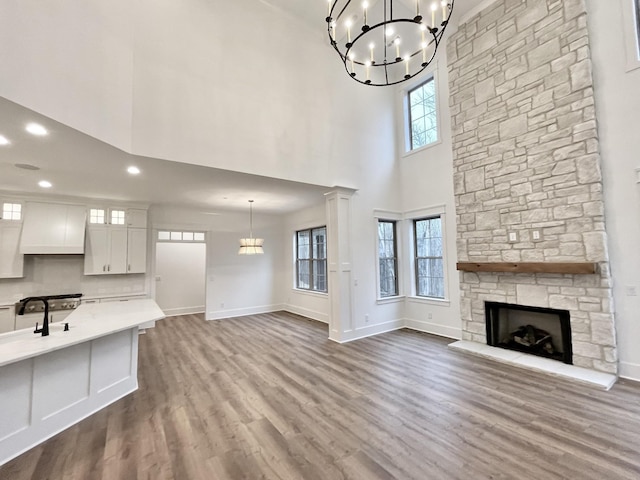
[0,299,165,367]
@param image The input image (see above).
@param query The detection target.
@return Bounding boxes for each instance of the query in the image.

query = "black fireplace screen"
[485,302,572,364]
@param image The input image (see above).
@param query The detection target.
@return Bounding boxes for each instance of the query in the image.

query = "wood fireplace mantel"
[456,262,598,274]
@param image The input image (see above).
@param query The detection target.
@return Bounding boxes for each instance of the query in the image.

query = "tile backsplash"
[0,255,146,304]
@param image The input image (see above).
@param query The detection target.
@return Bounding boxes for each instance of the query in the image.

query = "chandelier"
[325,0,454,86]
[238,200,264,255]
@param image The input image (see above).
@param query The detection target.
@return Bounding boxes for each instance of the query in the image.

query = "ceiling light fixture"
[238,200,264,255]
[38,180,52,188]
[127,166,141,175]
[0,135,10,145]
[26,123,48,136]
[326,0,454,86]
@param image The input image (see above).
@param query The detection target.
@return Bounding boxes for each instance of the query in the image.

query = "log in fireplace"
[485,302,572,364]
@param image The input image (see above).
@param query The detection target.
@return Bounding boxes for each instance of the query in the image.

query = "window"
[414,217,444,298]
[111,209,125,225]
[157,231,205,242]
[89,208,105,224]
[636,0,640,51]
[407,77,437,151]
[296,227,327,292]
[378,220,398,297]
[2,203,21,220]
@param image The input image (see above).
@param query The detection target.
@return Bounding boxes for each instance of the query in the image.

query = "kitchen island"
[0,298,165,466]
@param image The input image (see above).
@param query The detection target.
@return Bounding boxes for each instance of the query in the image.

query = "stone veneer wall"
[447,0,617,373]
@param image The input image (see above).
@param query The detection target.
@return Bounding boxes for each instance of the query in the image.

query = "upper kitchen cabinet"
[84,206,148,275]
[126,209,147,228]
[0,202,24,278]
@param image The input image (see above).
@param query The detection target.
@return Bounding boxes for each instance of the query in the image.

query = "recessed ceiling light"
[0,135,10,145]
[15,163,40,171]
[38,180,52,188]
[26,123,48,136]
[127,166,141,175]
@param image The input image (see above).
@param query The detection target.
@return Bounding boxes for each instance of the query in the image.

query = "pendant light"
[238,200,264,255]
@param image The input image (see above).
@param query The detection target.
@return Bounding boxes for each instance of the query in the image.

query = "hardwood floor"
[2,311,640,479]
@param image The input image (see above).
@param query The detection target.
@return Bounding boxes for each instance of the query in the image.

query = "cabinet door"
[108,227,128,274]
[126,209,148,228]
[127,228,147,273]
[84,227,109,275]
[0,224,24,278]
[0,306,13,333]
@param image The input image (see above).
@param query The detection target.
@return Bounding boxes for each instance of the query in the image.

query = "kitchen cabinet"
[84,226,127,275]
[0,224,24,278]
[0,306,13,334]
[126,209,147,228]
[84,226,147,275]
[127,228,147,273]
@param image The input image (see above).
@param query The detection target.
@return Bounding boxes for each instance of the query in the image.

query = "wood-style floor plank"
[2,311,640,480]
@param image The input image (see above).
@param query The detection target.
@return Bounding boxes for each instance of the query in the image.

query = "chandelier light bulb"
[431,2,438,27]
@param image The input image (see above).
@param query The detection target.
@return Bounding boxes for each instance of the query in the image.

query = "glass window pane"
[170,231,182,241]
[182,232,194,241]
[194,232,205,241]
[414,217,444,299]
[111,209,125,225]
[408,77,437,151]
[158,231,170,240]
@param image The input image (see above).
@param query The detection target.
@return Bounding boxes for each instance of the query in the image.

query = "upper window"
[2,203,21,221]
[407,77,437,151]
[414,217,444,298]
[157,231,205,242]
[296,227,327,293]
[378,220,398,297]
[89,208,105,224]
[111,209,125,225]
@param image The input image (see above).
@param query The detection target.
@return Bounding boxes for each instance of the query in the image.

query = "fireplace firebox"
[485,302,572,364]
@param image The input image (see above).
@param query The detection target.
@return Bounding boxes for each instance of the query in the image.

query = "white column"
[325,187,356,342]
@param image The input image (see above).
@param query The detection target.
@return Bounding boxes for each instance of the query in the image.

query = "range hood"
[20,202,87,254]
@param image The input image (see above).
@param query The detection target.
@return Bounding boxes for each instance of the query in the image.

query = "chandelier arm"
[328,0,455,86]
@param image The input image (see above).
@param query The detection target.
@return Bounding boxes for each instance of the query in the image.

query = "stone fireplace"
[448,0,617,374]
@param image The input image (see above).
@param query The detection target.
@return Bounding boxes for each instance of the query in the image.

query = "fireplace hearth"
[485,302,572,365]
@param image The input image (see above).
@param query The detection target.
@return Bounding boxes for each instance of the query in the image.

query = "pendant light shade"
[238,200,264,255]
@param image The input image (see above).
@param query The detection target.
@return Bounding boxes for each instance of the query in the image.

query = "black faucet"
[18,297,50,337]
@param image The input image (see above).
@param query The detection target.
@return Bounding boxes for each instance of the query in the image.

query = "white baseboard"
[330,319,404,343]
[404,318,461,339]
[207,304,285,321]
[161,306,204,317]
[619,361,640,382]
[283,304,329,324]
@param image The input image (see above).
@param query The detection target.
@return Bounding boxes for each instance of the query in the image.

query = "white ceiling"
[0,0,480,215]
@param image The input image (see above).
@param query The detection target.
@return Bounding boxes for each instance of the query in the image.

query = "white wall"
[0,0,134,151]
[0,0,396,188]
[149,205,287,321]
[155,242,206,316]
[586,0,640,380]
[282,203,330,323]
[394,55,462,340]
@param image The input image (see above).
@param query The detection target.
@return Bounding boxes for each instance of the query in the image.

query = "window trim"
[404,205,449,301]
[413,216,444,299]
[374,212,402,300]
[402,73,441,154]
[1,202,22,222]
[295,226,327,293]
[622,0,640,72]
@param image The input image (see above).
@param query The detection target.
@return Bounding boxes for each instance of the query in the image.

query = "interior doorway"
[154,231,206,316]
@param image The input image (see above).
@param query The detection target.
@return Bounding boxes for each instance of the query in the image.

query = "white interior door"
[155,242,206,316]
